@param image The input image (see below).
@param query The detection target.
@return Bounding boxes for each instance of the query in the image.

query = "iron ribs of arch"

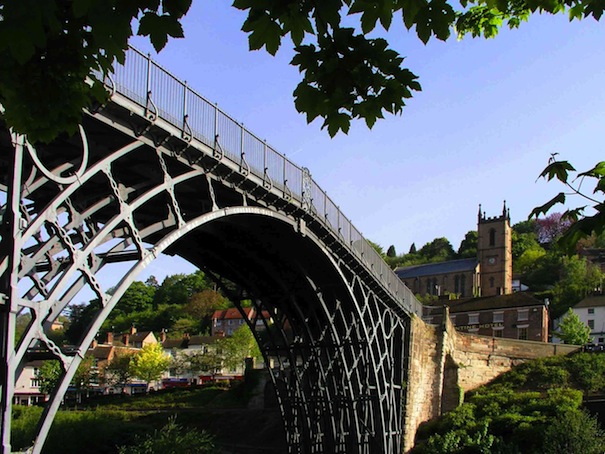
[257,239,409,454]
[0,107,409,453]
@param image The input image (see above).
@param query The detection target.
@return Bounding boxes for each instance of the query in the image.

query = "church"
[395,203,513,299]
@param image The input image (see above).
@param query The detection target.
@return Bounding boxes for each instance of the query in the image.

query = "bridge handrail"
[106,47,421,317]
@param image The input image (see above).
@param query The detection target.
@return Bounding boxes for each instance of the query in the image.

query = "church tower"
[477,202,512,296]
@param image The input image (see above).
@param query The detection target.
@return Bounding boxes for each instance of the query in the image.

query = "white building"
[572,295,605,344]
[13,360,46,406]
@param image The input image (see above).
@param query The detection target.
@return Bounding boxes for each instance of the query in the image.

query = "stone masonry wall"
[403,308,579,453]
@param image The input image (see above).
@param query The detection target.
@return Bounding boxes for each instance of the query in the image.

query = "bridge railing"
[107,47,421,317]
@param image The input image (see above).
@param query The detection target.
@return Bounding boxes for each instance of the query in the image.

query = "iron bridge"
[0,47,422,454]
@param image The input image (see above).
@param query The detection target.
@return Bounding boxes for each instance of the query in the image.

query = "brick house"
[424,292,549,342]
[211,307,272,336]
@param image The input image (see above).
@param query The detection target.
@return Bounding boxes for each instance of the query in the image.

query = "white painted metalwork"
[0,48,421,454]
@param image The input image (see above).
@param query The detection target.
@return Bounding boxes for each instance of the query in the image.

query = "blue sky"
[126,3,604,282]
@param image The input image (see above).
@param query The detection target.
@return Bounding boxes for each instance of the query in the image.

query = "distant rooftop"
[574,295,605,309]
[395,258,478,279]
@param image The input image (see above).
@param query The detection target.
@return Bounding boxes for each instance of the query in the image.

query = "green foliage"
[418,237,456,263]
[5,0,602,141]
[457,230,478,259]
[0,0,191,142]
[367,240,386,257]
[153,271,211,307]
[103,349,136,387]
[36,360,62,396]
[129,343,172,386]
[554,308,592,345]
[387,245,397,257]
[117,416,214,454]
[413,353,605,453]
[113,281,156,317]
[567,353,605,393]
[542,409,605,454]
[219,325,262,371]
[531,155,605,254]
[551,256,603,316]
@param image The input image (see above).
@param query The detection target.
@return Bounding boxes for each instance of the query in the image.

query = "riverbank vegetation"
[412,352,605,453]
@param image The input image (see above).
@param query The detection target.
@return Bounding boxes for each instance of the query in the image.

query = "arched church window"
[489,228,496,246]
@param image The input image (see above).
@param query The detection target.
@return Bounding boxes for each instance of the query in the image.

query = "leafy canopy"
[531,154,605,253]
[1,0,603,141]
[553,308,591,345]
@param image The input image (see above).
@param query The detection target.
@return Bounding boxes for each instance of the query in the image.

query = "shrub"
[117,416,214,454]
[542,409,605,454]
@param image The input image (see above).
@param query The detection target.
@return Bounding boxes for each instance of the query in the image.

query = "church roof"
[395,258,478,279]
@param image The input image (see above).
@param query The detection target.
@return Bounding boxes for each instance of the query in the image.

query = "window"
[493,312,504,323]
[468,313,479,325]
[460,275,466,297]
[588,308,595,315]
[588,320,595,330]
[489,228,496,246]
[517,309,529,321]
[518,327,528,340]
[454,276,460,294]
[489,277,495,288]
[493,329,503,338]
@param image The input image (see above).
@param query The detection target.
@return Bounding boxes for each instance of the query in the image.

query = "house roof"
[212,307,253,320]
[438,292,545,314]
[395,258,478,279]
[129,331,155,342]
[574,295,605,309]
[90,345,114,360]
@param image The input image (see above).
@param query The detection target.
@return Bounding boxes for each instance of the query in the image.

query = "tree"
[184,289,230,333]
[368,240,385,257]
[129,343,171,387]
[512,221,541,261]
[553,308,591,345]
[36,360,62,396]
[188,350,224,376]
[386,245,397,258]
[531,156,605,254]
[409,243,417,254]
[153,271,211,307]
[72,355,96,391]
[535,212,573,245]
[114,280,156,317]
[103,349,136,387]
[542,409,605,454]
[2,1,603,142]
[418,238,455,263]
[551,256,603,317]
[457,231,478,259]
[219,325,261,372]
[0,0,192,143]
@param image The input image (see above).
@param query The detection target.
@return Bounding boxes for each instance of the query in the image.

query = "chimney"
[160,329,167,342]
[130,325,137,335]
[106,332,114,345]
[122,333,130,346]
[91,339,98,349]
